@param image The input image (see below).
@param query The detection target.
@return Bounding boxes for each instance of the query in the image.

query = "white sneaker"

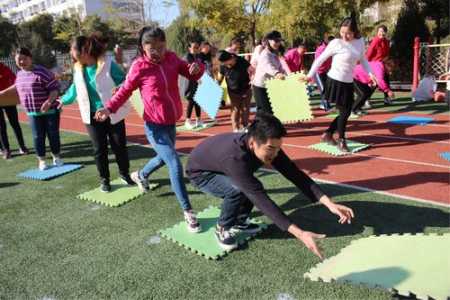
[38,159,48,171]
[184,119,194,129]
[195,119,204,128]
[53,156,64,167]
[362,101,372,109]
[184,210,201,233]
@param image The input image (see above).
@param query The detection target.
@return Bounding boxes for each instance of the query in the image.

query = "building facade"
[0,0,143,24]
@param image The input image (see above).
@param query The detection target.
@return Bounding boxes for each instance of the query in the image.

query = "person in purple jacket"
[186,113,354,257]
[14,47,63,170]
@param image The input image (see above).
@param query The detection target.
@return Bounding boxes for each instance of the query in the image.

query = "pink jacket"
[353,61,390,93]
[284,48,304,72]
[106,51,204,125]
[314,43,332,74]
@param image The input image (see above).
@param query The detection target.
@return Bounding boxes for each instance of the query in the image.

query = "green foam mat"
[266,72,313,123]
[77,178,159,207]
[304,234,450,300]
[309,140,371,156]
[159,206,267,260]
[176,121,215,132]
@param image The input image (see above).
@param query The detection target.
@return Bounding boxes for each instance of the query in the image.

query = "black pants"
[353,80,375,112]
[0,106,26,151]
[383,72,391,99]
[85,116,130,182]
[186,97,201,119]
[326,105,352,139]
[253,86,273,115]
[190,172,254,230]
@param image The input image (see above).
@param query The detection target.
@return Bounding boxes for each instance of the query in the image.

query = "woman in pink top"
[313,36,335,110]
[284,39,306,73]
[352,58,395,115]
[95,27,204,233]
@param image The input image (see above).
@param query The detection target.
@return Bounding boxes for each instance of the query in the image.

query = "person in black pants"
[85,114,129,186]
[186,113,354,256]
[184,40,203,129]
[352,80,375,114]
[60,35,133,192]
[0,105,28,159]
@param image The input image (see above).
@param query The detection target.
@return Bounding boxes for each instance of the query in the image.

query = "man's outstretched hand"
[327,203,355,224]
[288,224,326,260]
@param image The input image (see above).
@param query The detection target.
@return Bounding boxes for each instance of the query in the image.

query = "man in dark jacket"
[186,113,354,258]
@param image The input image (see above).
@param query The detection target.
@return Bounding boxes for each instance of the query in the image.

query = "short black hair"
[230,37,241,45]
[247,112,287,144]
[15,47,32,57]
[217,50,233,62]
[264,30,282,41]
[292,37,306,48]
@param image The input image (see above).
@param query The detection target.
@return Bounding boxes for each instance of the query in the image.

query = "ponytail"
[340,11,361,39]
[86,33,107,59]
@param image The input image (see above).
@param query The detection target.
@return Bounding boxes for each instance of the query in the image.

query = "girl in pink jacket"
[352,58,395,115]
[96,27,205,233]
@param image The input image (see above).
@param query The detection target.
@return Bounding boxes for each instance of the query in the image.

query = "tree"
[0,16,18,57]
[421,0,449,44]
[178,0,259,50]
[166,14,204,55]
[53,14,83,53]
[391,0,430,81]
[18,14,56,67]
[103,0,147,30]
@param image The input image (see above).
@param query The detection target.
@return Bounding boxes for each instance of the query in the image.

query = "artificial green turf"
[1,125,449,299]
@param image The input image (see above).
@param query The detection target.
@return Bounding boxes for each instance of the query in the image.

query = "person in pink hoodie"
[313,35,335,110]
[95,27,205,233]
[284,39,306,73]
[352,58,395,115]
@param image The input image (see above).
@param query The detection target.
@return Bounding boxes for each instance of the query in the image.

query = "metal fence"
[419,43,450,82]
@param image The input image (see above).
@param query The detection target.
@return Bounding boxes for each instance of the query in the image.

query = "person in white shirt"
[304,13,376,152]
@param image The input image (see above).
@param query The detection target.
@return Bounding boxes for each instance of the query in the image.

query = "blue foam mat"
[387,115,433,125]
[193,73,223,119]
[440,152,450,162]
[17,164,83,180]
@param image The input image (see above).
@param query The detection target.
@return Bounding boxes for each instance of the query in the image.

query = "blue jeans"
[190,172,254,229]
[139,122,191,211]
[28,111,61,158]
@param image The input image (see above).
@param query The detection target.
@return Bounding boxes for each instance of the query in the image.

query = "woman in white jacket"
[60,35,132,192]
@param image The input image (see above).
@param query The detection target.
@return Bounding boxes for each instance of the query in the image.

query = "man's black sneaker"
[215,225,238,251]
[120,174,136,186]
[231,218,261,234]
[100,181,111,193]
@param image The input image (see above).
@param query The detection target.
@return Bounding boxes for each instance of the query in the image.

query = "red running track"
[19,104,450,206]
